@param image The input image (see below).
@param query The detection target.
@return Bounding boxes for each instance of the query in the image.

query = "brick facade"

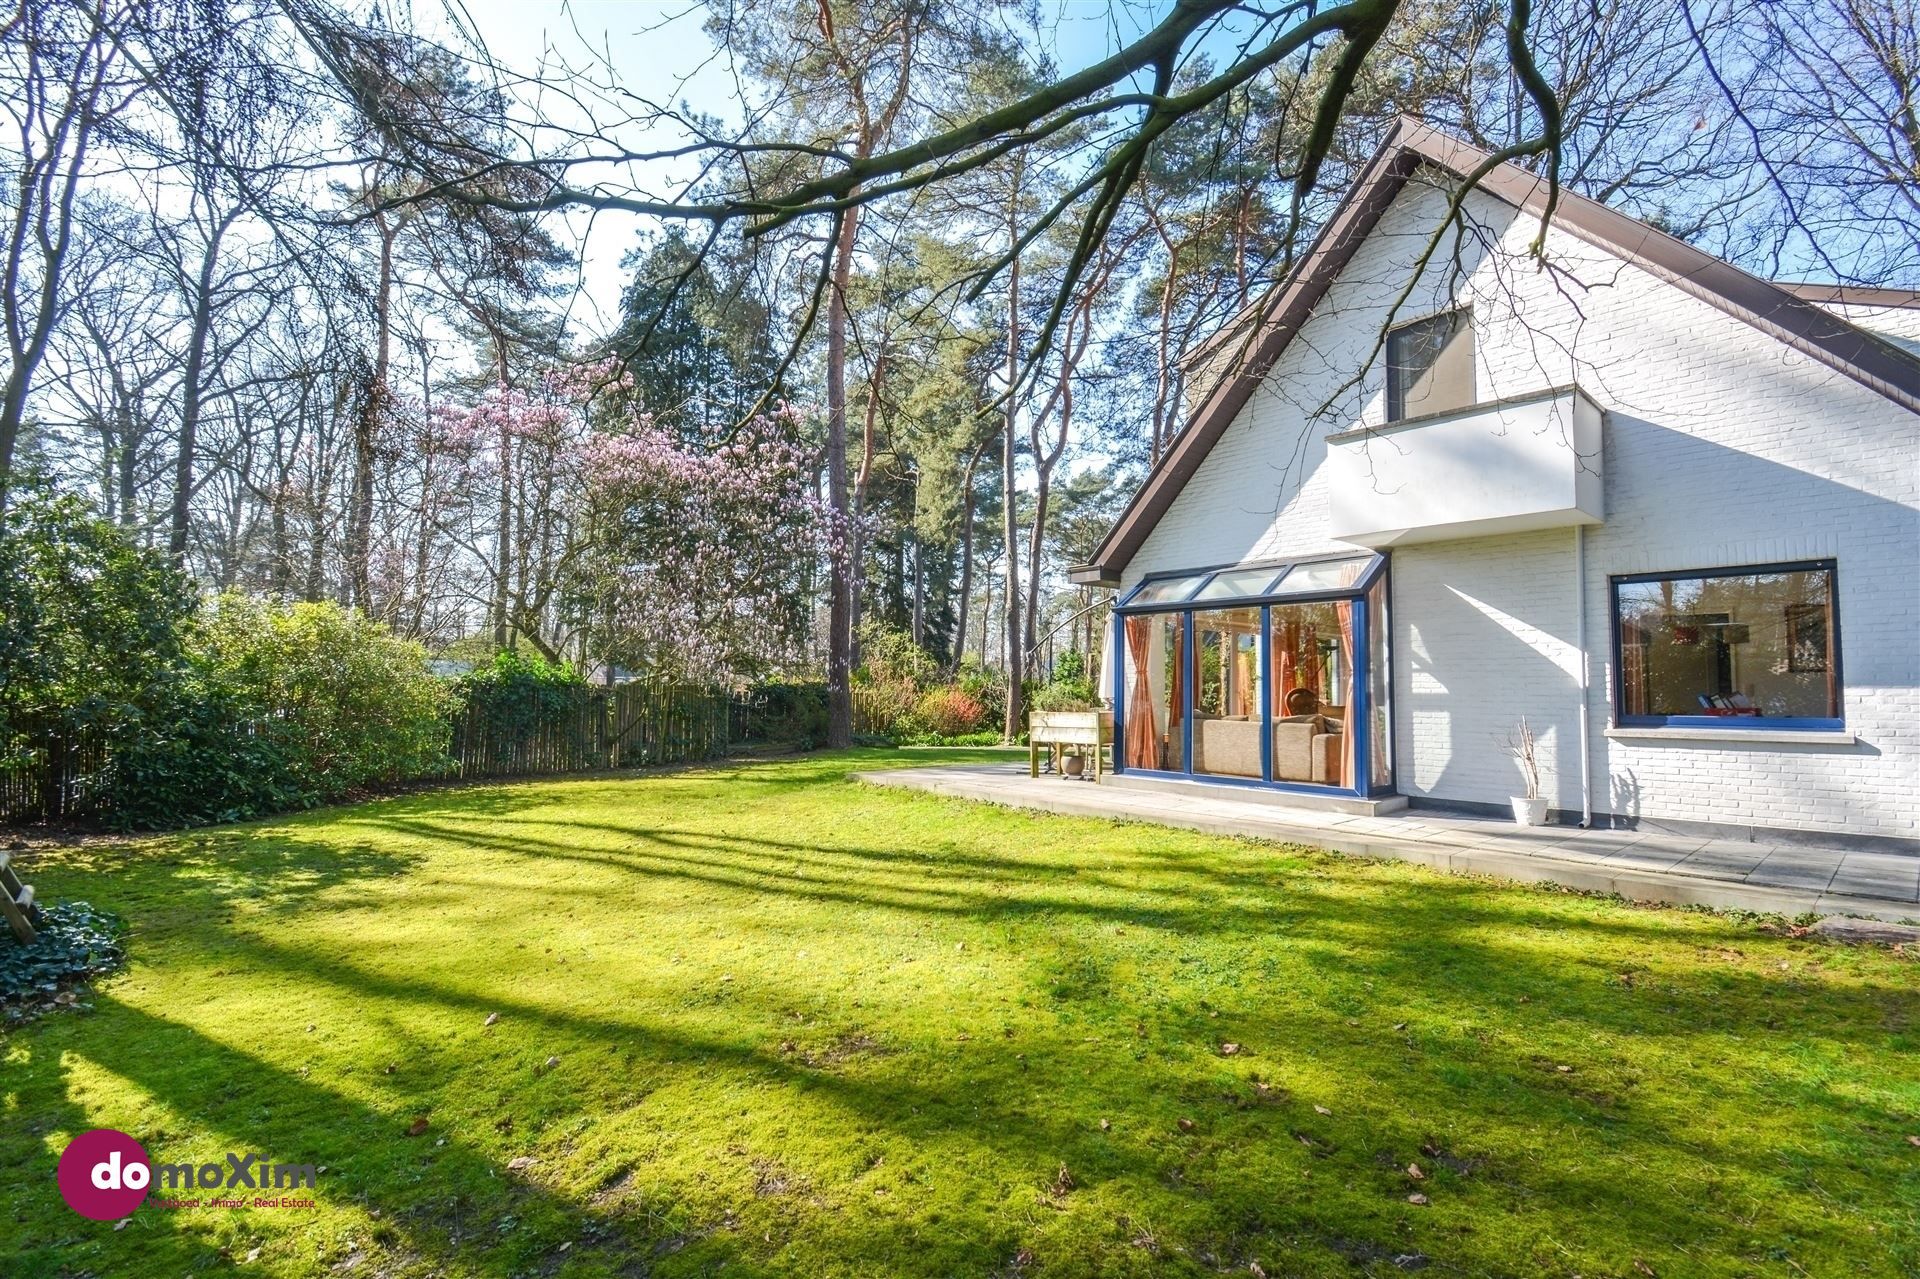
[1119,173,1920,842]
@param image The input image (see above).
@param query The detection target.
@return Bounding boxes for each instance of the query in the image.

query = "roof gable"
[1072,118,1920,585]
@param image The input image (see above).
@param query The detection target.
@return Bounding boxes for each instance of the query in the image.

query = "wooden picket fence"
[0,680,738,825]
[445,681,735,779]
[0,715,109,824]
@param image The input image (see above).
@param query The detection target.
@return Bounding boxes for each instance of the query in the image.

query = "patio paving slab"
[857,763,1920,922]
[1745,850,1842,893]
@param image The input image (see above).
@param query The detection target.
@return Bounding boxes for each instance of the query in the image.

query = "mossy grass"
[3,748,1915,1277]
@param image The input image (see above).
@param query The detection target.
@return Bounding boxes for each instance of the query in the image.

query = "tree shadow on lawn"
[2,994,788,1278]
[12,766,1917,1275]
[168,921,1920,1273]
[360,806,1828,961]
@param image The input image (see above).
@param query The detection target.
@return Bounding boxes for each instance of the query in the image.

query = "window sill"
[1605,726,1856,746]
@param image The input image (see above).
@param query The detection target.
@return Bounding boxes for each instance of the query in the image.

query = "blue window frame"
[1609,559,1843,730]
[1112,554,1394,797]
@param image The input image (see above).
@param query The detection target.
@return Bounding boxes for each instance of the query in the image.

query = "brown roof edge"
[1081,117,1920,580]
[1082,122,1422,578]
[1775,283,1920,309]
[1067,563,1120,588]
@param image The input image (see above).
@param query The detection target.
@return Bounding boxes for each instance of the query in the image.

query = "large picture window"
[1612,561,1841,727]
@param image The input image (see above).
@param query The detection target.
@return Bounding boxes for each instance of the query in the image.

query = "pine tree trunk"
[1001,252,1024,740]
[824,208,861,749]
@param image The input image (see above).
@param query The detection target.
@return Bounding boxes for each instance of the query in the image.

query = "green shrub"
[0,901,126,1024]
[736,681,828,748]
[450,651,589,769]
[852,677,921,735]
[100,674,306,828]
[1030,682,1095,712]
[892,728,1004,747]
[914,687,987,736]
[196,595,452,796]
[1031,649,1097,713]
[0,494,196,766]
[953,658,1007,729]
[857,622,938,689]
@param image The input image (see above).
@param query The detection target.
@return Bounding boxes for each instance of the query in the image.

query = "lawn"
[2,749,1916,1278]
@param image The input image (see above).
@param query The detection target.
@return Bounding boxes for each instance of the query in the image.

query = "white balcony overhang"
[1325,385,1604,547]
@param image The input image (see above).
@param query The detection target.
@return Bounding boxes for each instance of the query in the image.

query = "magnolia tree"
[574,401,837,683]
[434,366,835,683]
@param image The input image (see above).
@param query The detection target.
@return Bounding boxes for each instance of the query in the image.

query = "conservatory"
[1109,552,1393,797]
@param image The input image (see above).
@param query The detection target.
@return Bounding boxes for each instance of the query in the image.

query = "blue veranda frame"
[1110,554,1393,798]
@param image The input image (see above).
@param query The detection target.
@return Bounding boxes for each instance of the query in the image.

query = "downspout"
[1575,523,1593,828]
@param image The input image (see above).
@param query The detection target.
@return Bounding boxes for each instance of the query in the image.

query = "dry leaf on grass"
[484,1012,499,1027]
[405,1116,430,1137]
[1406,1192,1429,1205]
[1176,1118,1196,1132]
[1406,1162,1425,1180]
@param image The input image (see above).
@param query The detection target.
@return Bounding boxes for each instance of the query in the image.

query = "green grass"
[3,749,1917,1278]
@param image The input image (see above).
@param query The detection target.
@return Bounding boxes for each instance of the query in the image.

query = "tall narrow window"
[1386,308,1474,420]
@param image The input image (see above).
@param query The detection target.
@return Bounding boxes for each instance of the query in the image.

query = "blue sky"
[453,1,1242,331]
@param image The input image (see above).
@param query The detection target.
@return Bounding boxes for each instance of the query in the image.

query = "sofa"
[1190,714,1262,777]
[1187,713,1344,784]
[1273,714,1343,785]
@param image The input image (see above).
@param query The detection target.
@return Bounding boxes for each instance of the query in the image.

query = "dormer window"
[1386,308,1474,421]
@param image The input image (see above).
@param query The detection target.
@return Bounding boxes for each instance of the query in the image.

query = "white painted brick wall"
[1120,171,1920,840]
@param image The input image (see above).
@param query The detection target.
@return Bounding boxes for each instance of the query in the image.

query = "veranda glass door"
[1269,599,1354,787]
[1191,607,1263,780]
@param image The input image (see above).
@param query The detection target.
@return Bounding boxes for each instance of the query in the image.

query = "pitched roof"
[1070,117,1920,586]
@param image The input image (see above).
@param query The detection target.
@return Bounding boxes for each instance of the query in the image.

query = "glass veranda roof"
[1119,554,1381,608]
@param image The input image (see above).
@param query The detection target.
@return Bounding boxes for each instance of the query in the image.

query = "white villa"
[1074,119,1920,849]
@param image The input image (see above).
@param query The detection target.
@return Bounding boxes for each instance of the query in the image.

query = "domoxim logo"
[57,1129,153,1221]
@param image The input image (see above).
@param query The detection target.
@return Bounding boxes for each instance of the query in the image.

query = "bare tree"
[0,0,144,504]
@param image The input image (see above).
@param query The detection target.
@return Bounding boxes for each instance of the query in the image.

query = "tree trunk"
[1001,253,1024,740]
[824,207,861,748]
[954,482,976,668]
[849,351,884,670]
[910,526,924,646]
[1024,456,1052,667]
[168,220,227,561]
[115,399,137,528]
[348,216,396,612]
[492,341,513,649]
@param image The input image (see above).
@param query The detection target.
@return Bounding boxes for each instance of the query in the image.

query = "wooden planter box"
[1027,709,1114,780]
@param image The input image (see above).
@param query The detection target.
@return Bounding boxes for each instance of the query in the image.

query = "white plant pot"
[1511,795,1550,826]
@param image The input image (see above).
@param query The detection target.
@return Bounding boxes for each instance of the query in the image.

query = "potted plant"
[1500,716,1550,825]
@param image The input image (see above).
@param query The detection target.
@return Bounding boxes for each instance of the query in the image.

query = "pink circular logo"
[57,1128,152,1221]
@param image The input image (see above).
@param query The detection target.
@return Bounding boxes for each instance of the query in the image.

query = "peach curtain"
[1170,625,1187,761]
[1124,616,1158,769]
[1303,622,1322,696]
[1334,602,1355,787]
[1233,641,1254,716]
[1271,616,1295,704]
